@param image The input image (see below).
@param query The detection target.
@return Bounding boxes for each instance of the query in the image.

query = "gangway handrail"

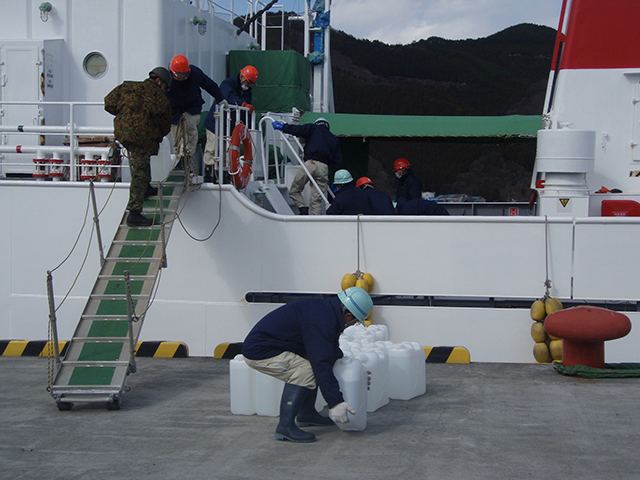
[258,115,332,206]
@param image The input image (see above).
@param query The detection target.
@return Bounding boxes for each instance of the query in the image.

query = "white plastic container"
[229,354,255,415]
[358,350,388,412]
[388,342,426,401]
[333,356,368,431]
[254,371,284,417]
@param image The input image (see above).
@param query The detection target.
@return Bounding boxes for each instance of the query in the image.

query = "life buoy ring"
[229,122,253,189]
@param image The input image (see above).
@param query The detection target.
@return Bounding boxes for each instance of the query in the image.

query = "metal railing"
[0,101,114,182]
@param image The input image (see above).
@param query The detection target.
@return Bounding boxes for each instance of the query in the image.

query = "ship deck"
[3,357,640,479]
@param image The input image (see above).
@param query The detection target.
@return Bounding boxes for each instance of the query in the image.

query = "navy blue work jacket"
[204,76,252,132]
[282,123,343,171]
[364,188,395,215]
[397,197,450,216]
[396,170,422,202]
[327,184,373,215]
[166,65,223,124]
[242,297,346,408]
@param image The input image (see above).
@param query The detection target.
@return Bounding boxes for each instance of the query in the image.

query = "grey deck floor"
[2,357,639,480]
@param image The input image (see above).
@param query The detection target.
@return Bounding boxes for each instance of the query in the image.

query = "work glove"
[242,102,255,114]
[329,401,355,424]
[272,121,284,130]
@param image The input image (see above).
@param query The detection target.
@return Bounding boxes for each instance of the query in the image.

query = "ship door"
[0,42,43,175]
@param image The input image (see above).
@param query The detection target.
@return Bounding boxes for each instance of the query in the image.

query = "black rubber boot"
[296,387,335,427]
[127,210,153,227]
[275,384,316,443]
[298,207,309,215]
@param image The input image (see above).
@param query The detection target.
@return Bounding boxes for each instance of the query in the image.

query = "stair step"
[50,174,186,408]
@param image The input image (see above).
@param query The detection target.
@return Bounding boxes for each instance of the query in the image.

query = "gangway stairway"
[50,173,188,410]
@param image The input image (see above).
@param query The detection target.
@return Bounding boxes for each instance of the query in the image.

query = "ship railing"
[256,114,332,206]
[210,102,257,183]
[0,101,117,182]
[204,0,286,50]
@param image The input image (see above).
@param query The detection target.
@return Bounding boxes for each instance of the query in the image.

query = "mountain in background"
[268,17,557,201]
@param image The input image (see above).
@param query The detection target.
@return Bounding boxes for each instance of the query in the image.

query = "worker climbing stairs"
[50,172,188,411]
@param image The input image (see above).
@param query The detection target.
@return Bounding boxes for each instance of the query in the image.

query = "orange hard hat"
[241,65,259,84]
[394,157,411,171]
[356,177,373,188]
[170,55,191,76]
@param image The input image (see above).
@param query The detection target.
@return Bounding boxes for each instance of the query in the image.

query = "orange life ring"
[229,122,253,189]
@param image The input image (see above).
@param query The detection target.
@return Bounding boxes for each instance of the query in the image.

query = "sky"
[253,0,564,45]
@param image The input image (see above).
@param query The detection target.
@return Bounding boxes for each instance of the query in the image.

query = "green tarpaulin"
[299,112,542,139]
[228,50,311,113]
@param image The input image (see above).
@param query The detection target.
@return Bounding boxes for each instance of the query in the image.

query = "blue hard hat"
[315,117,330,129]
[333,169,353,185]
[338,287,373,324]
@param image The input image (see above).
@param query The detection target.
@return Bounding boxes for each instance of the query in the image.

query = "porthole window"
[83,52,107,79]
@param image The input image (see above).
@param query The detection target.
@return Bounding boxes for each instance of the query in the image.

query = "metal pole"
[89,180,105,267]
[159,182,167,268]
[46,271,62,366]
[124,271,137,374]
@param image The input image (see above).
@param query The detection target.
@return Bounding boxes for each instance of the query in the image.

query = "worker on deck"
[396,197,450,216]
[356,176,395,215]
[166,54,224,167]
[104,67,172,227]
[326,170,372,215]
[203,65,258,182]
[272,117,343,215]
[242,287,374,443]
[394,157,422,202]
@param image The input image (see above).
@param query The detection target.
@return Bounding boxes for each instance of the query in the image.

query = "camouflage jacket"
[104,78,172,155]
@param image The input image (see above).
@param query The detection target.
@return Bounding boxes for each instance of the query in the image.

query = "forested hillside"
[269,16,557,200]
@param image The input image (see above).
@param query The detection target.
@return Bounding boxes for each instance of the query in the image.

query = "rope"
[355,214,362,276]
[554,362,640,378]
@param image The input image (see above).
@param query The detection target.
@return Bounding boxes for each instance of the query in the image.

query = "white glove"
[329,402,356,424]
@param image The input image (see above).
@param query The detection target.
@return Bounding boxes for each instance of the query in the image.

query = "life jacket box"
[601,200,640,217]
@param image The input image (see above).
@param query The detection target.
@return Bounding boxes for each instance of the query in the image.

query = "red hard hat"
[394,158,410,171]
[241,65,259,84]
[356,177,373,188]
[170,55,191,75]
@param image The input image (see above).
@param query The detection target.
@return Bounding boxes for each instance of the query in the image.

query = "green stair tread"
[87,320,129,337]
[104,280,143,295]
[111,262,151,276]
[78,342,124,362]
[119,245,155,258]
[125,229,161,241]
[143,198,170,209]
[68,366,117,386]
[95,299,138,316]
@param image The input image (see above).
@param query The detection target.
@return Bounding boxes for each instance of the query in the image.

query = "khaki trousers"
[244,351,316,389]
[289,160,329,215]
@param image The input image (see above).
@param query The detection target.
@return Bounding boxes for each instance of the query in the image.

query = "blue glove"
[272,121,284,130]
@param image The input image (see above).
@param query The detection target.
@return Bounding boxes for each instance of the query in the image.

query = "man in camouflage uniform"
[105,67,173,227]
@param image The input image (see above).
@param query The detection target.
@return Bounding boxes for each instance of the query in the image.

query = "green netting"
[299,112,541,139]
[553,362,640,378]
[228,50,311,112]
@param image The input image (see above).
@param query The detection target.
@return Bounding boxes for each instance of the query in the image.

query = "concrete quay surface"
[2,357,640,480]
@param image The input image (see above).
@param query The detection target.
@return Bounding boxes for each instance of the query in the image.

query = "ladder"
[50,173,187,410]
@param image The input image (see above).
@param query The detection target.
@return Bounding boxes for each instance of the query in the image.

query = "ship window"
[83,52,107,79]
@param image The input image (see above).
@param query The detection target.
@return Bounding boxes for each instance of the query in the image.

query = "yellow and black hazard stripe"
[0,340,69,357]
[213,342,244,359]
[134,341,189,358]
[423,346,470,363]
[1,340,188,358]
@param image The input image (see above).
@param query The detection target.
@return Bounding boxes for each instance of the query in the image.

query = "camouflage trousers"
[125,143,151,212]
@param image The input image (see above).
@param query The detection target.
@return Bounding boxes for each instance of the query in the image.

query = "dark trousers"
[125,144,151,212]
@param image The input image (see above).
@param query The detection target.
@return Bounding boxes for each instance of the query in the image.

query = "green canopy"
[299,112,541,139]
